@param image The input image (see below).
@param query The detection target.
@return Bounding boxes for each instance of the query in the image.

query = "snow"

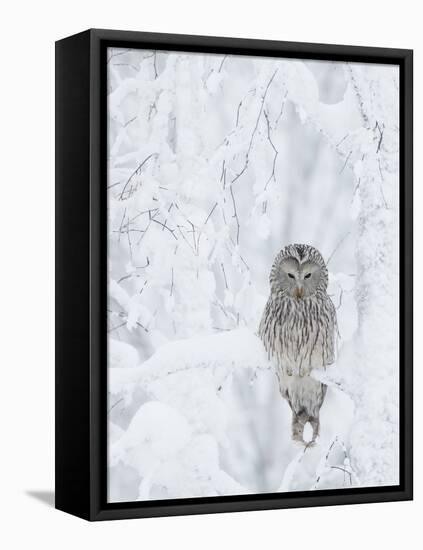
[106,48,400,501]
[109,339,139,369]
[110,400,248,500]
[109,328,355,499]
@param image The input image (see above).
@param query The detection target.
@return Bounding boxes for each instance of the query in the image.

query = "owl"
[259,244,337,445]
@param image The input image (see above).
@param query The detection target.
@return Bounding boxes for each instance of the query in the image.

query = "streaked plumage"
[259,244,337,444]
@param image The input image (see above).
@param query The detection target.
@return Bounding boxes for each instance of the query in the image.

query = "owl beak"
[295,285,304,299]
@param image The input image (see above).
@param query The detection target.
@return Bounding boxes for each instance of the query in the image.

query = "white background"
[0,1,418,548]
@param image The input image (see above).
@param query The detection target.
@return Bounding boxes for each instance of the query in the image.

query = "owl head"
[269,244,329,299]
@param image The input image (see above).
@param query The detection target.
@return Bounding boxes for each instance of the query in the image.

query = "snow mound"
[110,328,272,391]
[111,401,248,499]
[111,401,192,472]
[109,339,139,369]
[110,328,273,446]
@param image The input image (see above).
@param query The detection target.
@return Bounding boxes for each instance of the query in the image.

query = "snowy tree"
[106,48,399,501]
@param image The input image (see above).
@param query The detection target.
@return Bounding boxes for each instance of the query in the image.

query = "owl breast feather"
[259,292,336,377]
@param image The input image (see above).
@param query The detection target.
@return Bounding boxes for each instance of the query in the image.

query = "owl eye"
[304,273,311,279]
[287,273,295,279]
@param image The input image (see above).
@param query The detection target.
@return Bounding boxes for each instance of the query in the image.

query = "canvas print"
[106,47,399,503]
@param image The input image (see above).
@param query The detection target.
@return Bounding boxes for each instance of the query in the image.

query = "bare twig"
[221,263,228,289]
[107,48,132,63]
[339,150,352,174]
[123,115,138,128]
[375,159,389,209]
[153,52,158,78]
[351,177,361,200]
[220,160,226,189]
[151,218,178,239]
[118,153,157,200]
[346,64,370,128]
[176,225,196,253]
[218,55,227,72]
[236,100,243,127]
[327,232,350,265]
[246,70,278,160]
[108,308,149,333]
[196,202,218,253]
[107,180,123,190]
[229,183,241,244]
[170,267,174,296]
[205,202,218,225]
[263,110,279,190]
[231,70,278,185]
[331,465,352,485]
[117,208,127,244]
[336,133,349,148]
[108,398,124,414]
[275,90,288,127]
[108,321,127,333]
[375,121,384,153]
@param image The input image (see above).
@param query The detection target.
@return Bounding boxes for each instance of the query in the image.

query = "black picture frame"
[55,28,413,521]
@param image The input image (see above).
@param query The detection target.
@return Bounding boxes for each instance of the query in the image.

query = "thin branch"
[139,280,148,295]
[108,321,127,333]
[231,70,278,185]
[123,115,138,128]
[170,267,174,296]
[118,154,157,200]
[351,177,361,200]
[327,232,350,265]
[153,52,158,79]
[221,263,228,290]
[231,163,249,185]
[331,465,352,485]
[218,54,227,72]
[117,208,127,243]
[108,398,124,414]
[346,64,370,128]
[204,202,218,225]
[275,90,288,127]
[336,133,349,148]
[108,180,122,190]
[229,183,241,245]
[234,88,255,128]
[246,70,278,161]
[375,121,384,153]
[117,258,149,284]
[196,202,218,253]
[339,150,352,174]
[107,48,132,63]
[263,110,279,190]
[375,159,389,208]
[220,160,226,189]
[236,100,243,127]
[151,218,178,239]
[108,309,149,333]
[176,225,196,253]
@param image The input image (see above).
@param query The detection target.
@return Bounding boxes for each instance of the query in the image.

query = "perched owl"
[259,244,337,445]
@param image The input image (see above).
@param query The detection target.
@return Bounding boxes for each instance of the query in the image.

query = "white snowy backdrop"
[106,48,399,502]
